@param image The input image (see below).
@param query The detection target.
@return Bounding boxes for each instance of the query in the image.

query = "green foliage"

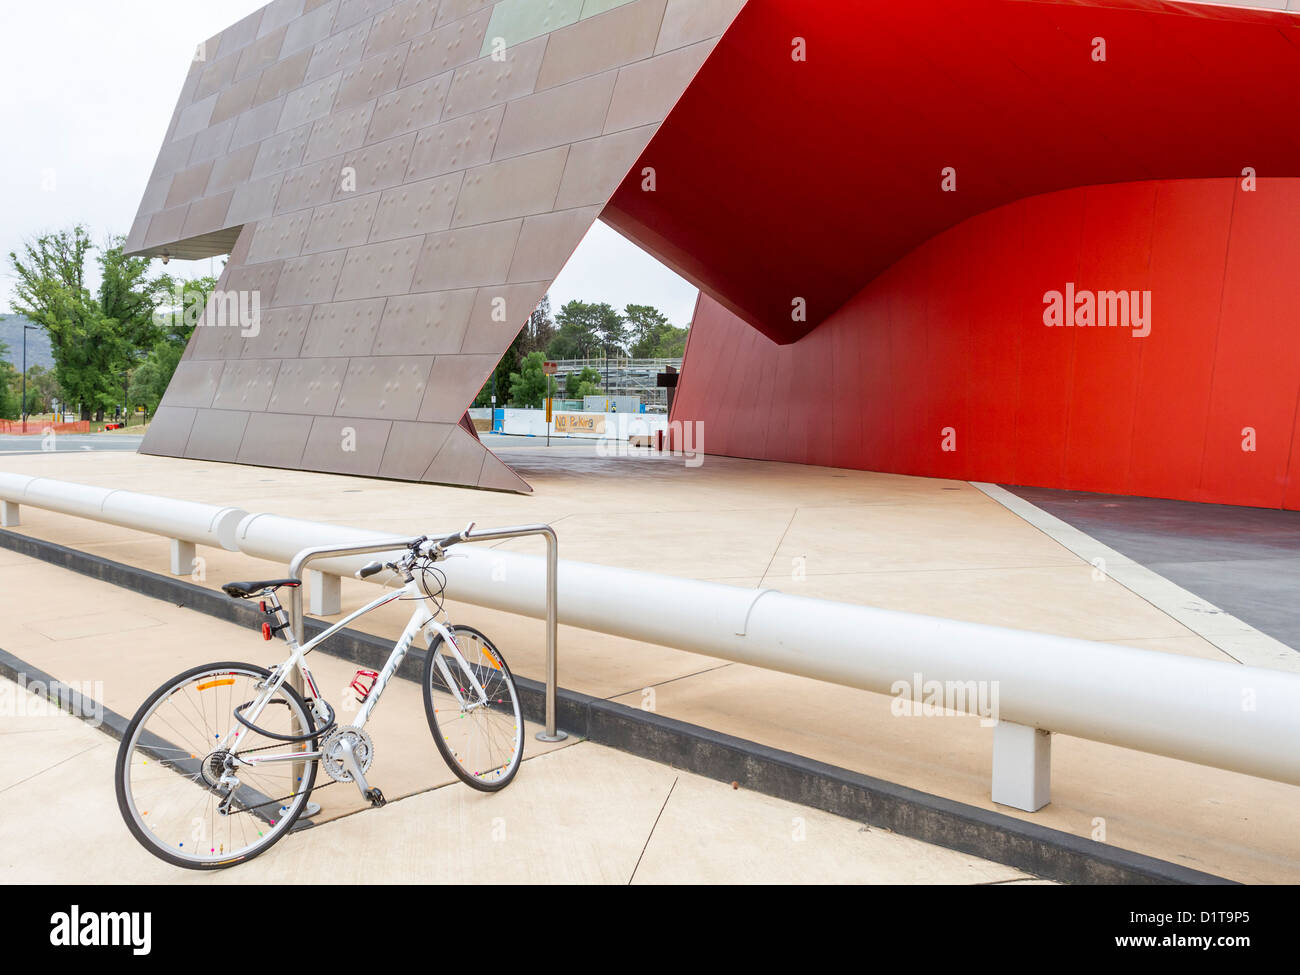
[132,272,219,415]
[8,227,175,419]
[475,323,528,408]
[626,303,687,358]
[521,294,555,356]
[0,342,17,419]
[564,366,601,399]
[546,300,626,360]
[474,294,556,407]
[508,351,550,408]
[17,364,60,414]
[127,341,184,417]
[9,227,99,418]
[154,273,218,345]
[7,227,202,420]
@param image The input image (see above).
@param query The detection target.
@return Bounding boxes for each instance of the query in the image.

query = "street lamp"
[20,322,39,434]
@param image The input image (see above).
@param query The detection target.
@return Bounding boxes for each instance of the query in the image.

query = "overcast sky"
[0,1,699,327]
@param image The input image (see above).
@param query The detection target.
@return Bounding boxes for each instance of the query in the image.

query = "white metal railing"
[4,474,1300,812]
[282,527,563,742]
[0,472,245,573]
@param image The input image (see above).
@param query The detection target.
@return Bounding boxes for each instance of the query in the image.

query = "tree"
[564,366,601,400]
[546,300,624,360]
[593,302,628,357]
[626,303,688,358]
[474,323,529,408]
[128,272,219,416]
[99,240,175,417]
[19,364,61,414]
[625,304,668,354]
[520,294,556,356]
[127,342,184,417]
[9,227,100,419]
[8,227,172,420]
[508,351,549,408]
[154,272,218,349]
[0,342,18,420]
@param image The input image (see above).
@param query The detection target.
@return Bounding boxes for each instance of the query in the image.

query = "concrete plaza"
[0,438,1297,882]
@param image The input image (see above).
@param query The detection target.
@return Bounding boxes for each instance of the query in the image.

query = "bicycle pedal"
[349,669,379,703]
[364,787,386,808]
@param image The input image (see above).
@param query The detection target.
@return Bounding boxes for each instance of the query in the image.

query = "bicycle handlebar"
[422,522,476,556]
[356,560,385,579]
[354,524,476,579]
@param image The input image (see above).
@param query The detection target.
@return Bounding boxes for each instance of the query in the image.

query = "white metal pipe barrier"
[232,512,1300,811]
[0,472,246,574]
[6,475,1300,811]
[280,526,564,742]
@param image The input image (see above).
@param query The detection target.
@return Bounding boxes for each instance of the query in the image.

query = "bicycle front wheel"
[423,626,524,792]
[115,662,317,869]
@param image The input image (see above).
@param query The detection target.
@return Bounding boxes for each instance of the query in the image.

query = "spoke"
[122,667,316,862]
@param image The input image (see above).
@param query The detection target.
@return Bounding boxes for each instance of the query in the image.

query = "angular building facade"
[127,0,744,491]
[131,0,1300,508]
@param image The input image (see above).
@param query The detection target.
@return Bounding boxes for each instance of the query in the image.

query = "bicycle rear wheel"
[115,662,317,869]
[423,626,524,792]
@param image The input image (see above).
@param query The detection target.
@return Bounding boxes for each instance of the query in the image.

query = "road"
[0,434,144,456]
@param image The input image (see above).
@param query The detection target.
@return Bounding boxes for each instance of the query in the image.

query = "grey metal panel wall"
[127,0,745,491]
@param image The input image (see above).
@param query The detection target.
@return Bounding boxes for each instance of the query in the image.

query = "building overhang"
[603,0,1300,345]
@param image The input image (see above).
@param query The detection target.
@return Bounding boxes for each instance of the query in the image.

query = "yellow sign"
[554,413,606,434]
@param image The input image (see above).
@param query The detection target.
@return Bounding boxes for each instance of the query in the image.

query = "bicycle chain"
[217,732,333,818]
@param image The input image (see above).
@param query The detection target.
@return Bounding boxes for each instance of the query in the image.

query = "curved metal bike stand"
[285,525,565,745]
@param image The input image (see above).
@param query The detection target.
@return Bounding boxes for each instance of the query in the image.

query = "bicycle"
[114,524,524,869]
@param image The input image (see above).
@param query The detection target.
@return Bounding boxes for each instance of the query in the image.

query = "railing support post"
[307,569,341,616]
[537,526,563,742]
[169,539,195,577]
[992,721,1052,812]
[1,500,19,528]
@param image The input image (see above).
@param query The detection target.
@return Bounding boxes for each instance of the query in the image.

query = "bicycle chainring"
[319,726,375,783]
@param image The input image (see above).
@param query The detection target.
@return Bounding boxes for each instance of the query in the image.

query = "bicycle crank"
[319,726,375,788]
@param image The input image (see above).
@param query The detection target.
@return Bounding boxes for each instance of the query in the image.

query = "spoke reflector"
[196,678,236,691]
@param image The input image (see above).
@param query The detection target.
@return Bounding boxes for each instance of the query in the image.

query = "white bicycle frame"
[219,575,488,796]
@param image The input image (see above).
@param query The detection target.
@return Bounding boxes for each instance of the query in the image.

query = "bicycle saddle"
[221,578,302,599]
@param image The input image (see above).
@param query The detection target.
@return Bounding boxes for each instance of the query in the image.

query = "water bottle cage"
[350,669,380,703]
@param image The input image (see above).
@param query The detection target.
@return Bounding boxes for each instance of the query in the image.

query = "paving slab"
[0,674,1033,885]
[0,447,1297,881]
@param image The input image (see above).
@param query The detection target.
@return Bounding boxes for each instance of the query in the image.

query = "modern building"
[127,0,742,492]
[130,0,1300,507]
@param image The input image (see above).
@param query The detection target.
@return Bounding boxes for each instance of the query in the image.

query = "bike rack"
[286,525,565,743]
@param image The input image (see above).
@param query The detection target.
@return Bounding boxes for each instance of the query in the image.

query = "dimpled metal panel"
[128,0,739,490]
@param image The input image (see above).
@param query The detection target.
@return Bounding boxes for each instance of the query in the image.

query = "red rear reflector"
[261,622,272,641]
[259,600,267,613]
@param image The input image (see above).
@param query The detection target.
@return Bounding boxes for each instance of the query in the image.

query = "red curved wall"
[673,178,1300,509]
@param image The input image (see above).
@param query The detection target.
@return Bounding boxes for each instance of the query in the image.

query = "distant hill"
[0,315,54,371]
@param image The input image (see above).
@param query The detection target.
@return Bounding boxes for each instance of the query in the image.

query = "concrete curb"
[0,527,1235,885]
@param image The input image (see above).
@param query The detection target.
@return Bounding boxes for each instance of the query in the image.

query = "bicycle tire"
[115,661,318,870]
[422,626,524,792]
